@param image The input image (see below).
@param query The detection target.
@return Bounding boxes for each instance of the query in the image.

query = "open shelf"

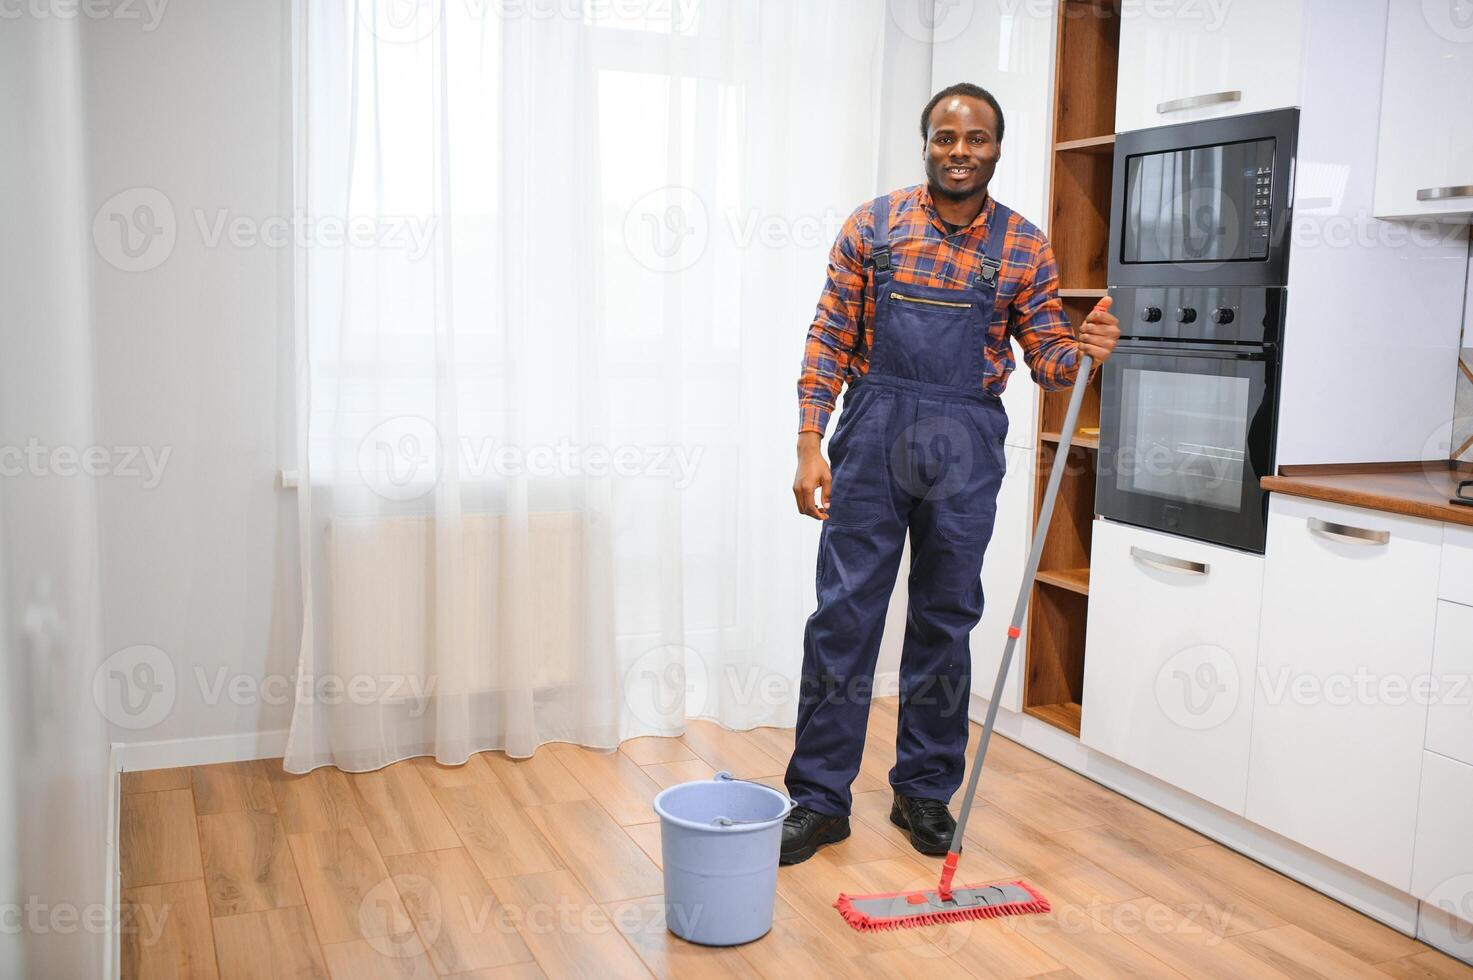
[1040,372,1101,438]
[1049,151,1113,290]
[1023,702,1083,738]
[1041,430,1100,450]
[1054,1,1120,144]
[1055,134,1116,155]
[1036,567,1091,596]
[1023,580,1088,733]
[1023,0,1120,741]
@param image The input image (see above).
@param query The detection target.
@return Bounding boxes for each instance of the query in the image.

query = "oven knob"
[1176,307,1197,324]
[1211,307,1235,324]
[1141,305,1162,323]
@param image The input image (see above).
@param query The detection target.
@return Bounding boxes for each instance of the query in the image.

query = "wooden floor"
[119,696,1473,979]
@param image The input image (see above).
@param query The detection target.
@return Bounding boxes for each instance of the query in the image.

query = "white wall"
[83,0,301,748]
[0,13,112,977]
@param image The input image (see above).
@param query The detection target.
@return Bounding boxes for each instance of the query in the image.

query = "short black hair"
[920,83,1005,144]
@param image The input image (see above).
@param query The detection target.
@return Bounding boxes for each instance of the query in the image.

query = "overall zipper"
[890,292,972,310]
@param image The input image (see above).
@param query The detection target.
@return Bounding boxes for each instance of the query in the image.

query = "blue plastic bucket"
[652,771,793,946]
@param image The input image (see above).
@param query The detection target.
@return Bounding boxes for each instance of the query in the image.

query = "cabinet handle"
[1307,517,1390,546]
[1416,185,1473,202]
[1130,546,1210,576]
[1156,90,1241,114]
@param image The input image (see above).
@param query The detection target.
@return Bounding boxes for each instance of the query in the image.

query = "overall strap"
[973,201,1012,290]
[851,193,893,361]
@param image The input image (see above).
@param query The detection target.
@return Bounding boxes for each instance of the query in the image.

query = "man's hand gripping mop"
[834,350,1097,933]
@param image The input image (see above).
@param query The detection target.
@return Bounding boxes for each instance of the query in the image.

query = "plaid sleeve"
[1010,236,1081,392]
[796,204,869,435]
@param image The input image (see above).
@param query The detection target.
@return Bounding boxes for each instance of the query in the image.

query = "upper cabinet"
[1374,1,1473,219]
[1114,0,1303,134]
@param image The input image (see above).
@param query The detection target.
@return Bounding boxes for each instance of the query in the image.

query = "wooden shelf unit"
[1023,0,1121,736]
[1055,134,1116,155]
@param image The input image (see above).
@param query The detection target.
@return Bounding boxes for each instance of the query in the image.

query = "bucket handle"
[708,771,796,827]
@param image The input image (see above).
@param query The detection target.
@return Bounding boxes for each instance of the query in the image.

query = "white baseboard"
[115,729,290,773]
[972,694,1438,942]
[873,670,900,699]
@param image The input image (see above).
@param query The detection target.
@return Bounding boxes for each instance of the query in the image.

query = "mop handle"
[938,350,1095,900]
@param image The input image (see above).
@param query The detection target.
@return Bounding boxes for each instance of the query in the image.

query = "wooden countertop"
[1262,461,1473,528]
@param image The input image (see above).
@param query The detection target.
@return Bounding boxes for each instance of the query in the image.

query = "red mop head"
[834,877,1050,932]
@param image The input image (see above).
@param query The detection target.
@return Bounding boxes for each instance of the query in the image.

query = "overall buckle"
[977,256,1001,285]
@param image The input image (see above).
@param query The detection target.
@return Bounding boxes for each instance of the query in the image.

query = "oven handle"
[1130,546,1211,577]
[1114,341,1273,362]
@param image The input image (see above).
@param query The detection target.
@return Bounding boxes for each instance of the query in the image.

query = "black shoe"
[890,793,957,856]
[779,805,850,865]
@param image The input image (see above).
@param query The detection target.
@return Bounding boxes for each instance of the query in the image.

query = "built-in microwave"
[1108,107,1300,289]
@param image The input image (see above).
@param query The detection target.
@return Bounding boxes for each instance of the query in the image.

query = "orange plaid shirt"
[798,185,1081,435]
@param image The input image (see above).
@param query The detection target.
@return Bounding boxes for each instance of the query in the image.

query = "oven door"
[1096,341,1278,553]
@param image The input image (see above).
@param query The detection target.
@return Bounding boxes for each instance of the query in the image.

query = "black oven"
[1095,286,1284,554]
[1109,108,1299,289]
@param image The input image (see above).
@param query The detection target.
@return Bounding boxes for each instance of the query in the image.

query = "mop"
[835,348,1097,932]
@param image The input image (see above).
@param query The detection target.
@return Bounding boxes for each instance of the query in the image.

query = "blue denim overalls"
[786,193,1013,816]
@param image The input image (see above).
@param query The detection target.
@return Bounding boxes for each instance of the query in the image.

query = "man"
[782,83,1120,864]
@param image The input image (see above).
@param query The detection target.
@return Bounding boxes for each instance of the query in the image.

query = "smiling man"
[781,83,1120,864]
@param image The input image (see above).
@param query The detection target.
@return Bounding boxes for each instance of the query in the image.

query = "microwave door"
[1097,344,1276,553]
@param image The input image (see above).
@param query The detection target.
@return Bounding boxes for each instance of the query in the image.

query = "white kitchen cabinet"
[1442,524,1473,607]
[1081,519,1265,813]
[971,457,1031,712]
[1426,601,1473,768]
[1114,0,1302,133]
[1373,0,1473,219]
[1246,495,1443,889]
[1411,752,1473,921]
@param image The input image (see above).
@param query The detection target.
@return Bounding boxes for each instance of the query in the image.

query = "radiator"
[326,512,585,694]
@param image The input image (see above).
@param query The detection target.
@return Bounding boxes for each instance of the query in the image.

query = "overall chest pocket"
[879,289,982,388]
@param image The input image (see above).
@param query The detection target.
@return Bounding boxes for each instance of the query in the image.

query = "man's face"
[923,96,1001,201]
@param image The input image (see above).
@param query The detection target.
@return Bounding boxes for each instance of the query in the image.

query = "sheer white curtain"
[284,0,894,771]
